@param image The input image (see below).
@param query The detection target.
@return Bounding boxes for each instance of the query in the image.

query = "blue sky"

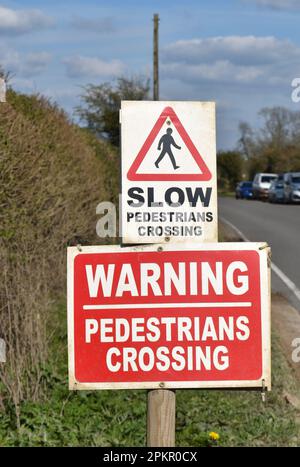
[1,0,300,148]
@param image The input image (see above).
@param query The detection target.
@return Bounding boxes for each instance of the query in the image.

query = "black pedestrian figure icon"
[155,128,181,170]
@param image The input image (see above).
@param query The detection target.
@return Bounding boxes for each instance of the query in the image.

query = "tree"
[0,65,13,82]
[217,151,244,191]
[259,107,291,149]
[238,122,255,160]
[238,106,300,175]
[76,76,150,147]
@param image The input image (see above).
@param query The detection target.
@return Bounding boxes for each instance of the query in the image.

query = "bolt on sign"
[67,243,271,390]
[120,101,217,244]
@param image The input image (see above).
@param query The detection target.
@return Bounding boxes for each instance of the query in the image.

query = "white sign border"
[67,242,271,391]
[120,100,218,245]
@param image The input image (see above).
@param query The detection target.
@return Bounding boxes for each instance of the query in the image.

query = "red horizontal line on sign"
[82,302,252,310]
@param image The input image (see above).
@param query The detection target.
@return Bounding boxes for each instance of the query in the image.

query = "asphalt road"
[219,196,300,311]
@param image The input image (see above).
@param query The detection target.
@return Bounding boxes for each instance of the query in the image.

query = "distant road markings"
[220,216,300,304]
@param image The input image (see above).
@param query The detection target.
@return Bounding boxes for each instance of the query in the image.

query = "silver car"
[268,178,285,203]
[252,173,278,200]
[283,172,300,203]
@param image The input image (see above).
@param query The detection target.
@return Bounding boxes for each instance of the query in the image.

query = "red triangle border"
[127,106,212,181]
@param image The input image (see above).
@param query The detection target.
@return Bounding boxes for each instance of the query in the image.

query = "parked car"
[283,172,300,203]
[268,178,285,203]
[252,173,278,200]
[235,181,253,199]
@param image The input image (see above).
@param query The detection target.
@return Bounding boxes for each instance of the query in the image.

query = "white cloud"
[70,16,115,33]
[63,56,125,78]
[161,35,300,148]
[163,60,264,84]
[0,46,52,77]
[247,0,300,9]
[164,36,299,66]
[22,52,52,77]
[10,77,35,90]
[0,6,53,35]
[162,36,300,86]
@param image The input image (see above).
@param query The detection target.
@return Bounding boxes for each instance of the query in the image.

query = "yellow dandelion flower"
[209,431,220,441]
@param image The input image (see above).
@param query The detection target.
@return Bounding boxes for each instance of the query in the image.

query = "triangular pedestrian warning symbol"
[127,106,212,181]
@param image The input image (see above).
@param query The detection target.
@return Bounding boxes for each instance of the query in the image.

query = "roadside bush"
[217,151,244,191]
[0,90,119,426]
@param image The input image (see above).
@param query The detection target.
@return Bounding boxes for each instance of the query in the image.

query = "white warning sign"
[121,101,217,244]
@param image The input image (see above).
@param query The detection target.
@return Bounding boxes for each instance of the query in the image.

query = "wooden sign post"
[147,389,175,447]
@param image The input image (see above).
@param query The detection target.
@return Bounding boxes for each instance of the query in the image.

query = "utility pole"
[153,13,159,101]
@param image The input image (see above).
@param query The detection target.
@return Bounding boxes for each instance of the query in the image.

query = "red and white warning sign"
[127,106,212,182]
[121,101,217,244]
[68,243,271,390]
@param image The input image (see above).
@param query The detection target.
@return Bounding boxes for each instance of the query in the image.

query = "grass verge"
[0,299,299,447]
